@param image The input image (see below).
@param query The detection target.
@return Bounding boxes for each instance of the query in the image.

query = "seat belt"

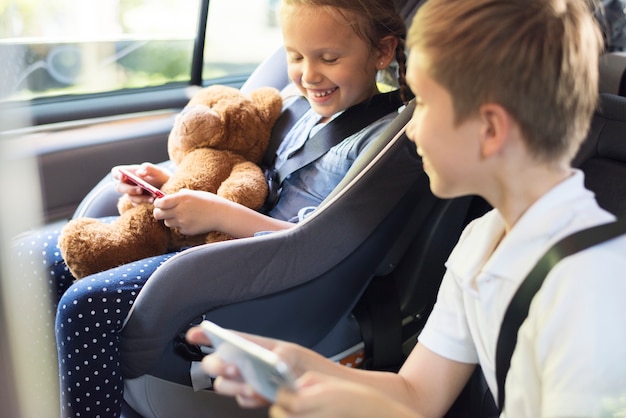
[262,90,403,210]
[495,217,626,412]
[262,96,310,169]
[275,90,403,184]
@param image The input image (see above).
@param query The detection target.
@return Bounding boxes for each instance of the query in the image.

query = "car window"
[204,1,282,81]
[0,0,282,103]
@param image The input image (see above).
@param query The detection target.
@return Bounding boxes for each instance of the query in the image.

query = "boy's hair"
[281,0,411,102]
[408,0,604,162]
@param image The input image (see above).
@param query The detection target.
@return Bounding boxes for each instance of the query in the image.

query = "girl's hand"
[112,163,171,204]
[271,372,420,418]
[152,189,223,236]
[154,188,295,238]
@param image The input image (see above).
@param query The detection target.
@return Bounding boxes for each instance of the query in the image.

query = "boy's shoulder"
[548,231,626,283]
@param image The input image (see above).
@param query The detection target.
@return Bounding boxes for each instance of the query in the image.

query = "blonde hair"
[281,0,411,102]
[408,0,604,162]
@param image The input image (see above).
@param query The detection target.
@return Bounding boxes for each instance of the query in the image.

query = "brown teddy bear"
[58,85,283,279]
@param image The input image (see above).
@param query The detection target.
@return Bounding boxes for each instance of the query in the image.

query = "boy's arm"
[282,340,475,417]
[187,328,474,416]
[396,344,476,417]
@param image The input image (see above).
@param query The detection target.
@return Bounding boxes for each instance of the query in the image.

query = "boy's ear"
[478,103,511,158]
[377,35,398,69]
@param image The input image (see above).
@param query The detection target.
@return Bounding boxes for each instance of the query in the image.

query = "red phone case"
[118,168,165,198]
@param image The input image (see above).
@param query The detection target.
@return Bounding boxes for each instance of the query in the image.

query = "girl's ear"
[376,35,398,69]
[478,103,512,159]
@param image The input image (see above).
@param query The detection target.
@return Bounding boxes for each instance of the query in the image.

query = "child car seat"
[118,99,441,417]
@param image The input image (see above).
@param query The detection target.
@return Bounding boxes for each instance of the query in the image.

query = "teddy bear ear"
[250,87,283,125]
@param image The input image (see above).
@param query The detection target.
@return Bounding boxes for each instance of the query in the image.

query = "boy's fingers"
[186,326,211,346]
[213,375,250,396]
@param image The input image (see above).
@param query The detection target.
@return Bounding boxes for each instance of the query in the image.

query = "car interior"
[0,0,625,417]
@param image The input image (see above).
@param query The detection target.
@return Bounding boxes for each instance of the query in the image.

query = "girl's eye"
[321,57,338,64]
[287,55,303,63]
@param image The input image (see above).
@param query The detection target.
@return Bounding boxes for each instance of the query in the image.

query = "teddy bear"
[58,84,283,279]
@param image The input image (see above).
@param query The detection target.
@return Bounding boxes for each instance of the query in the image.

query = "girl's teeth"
[313,88,336,97]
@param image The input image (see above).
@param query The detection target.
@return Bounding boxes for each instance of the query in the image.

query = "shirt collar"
[447,170,597,285]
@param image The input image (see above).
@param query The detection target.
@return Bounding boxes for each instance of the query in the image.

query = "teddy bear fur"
[58,85,283,279]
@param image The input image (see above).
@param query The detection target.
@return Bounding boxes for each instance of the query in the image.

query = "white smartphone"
[199,320,296,402]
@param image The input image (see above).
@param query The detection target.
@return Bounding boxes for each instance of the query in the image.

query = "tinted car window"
[0,0,282,102]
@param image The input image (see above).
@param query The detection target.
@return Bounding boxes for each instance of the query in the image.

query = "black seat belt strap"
[261,90,403,212]
[262,96,311,169]
[495,217,626,411]
[276,90,403,184]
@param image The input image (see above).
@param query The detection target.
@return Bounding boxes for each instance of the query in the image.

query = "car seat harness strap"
[262,90,404,211]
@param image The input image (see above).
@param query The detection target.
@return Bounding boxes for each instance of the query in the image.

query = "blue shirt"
[268,102,398,222]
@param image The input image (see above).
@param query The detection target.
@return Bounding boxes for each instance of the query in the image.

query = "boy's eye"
[321,56,338,64]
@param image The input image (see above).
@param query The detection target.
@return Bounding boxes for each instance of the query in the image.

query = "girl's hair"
[281,0,411,102]
[409,0,604,163]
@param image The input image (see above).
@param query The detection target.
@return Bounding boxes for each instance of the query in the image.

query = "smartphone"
[117,167,165,198]
[199,320,296,401]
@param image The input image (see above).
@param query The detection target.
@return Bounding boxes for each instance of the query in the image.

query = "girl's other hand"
[152,189,221,236]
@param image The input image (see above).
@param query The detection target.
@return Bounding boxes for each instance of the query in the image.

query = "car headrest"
[574,93,626,217]
[599,52,626,96]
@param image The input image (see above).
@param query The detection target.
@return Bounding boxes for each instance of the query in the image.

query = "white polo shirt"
[418,170,626,417]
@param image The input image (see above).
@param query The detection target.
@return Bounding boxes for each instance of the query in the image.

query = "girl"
[15,0,410,416]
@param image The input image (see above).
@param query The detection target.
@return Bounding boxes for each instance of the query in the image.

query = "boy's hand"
[271,372,419,418]
[185,326,298,409]
[185,326,272,408]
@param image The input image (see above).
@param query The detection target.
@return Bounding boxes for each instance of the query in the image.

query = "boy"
[188,0,626,416]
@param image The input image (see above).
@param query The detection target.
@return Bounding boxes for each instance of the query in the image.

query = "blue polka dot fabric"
[14,221,179,417]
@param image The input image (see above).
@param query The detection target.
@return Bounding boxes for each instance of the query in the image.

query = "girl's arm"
[153,189,294,238]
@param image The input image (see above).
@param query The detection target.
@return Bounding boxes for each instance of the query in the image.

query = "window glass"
[203,0,283,81]
[0,0,284,104]
[0,0,200,101]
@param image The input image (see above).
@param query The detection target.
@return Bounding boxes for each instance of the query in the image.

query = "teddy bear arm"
[216,161,269,210]
[117,194,135,214]
[161,150,234,195]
